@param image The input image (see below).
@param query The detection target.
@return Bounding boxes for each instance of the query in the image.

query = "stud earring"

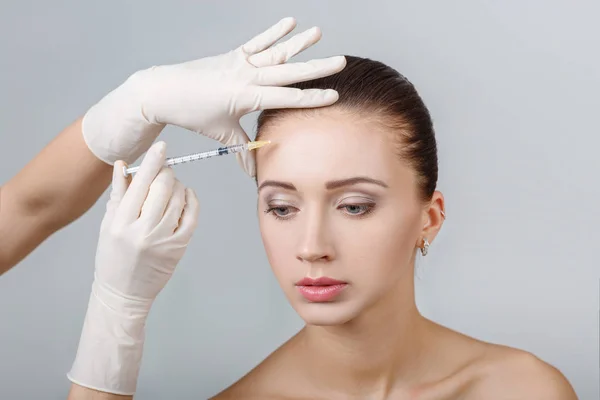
[421,238,430,256]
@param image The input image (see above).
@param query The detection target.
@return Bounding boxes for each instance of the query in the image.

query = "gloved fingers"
[155,179,186,235]
[251,87,339,110]
[116,142,167,223]
[100,160,131,231]
[253,56,346,86]
[139,167,176,229]
[173,188,200,241]
[105,161,130,214]
[111,161,130,200]
[241,17,296,56]
[248,26,321,68]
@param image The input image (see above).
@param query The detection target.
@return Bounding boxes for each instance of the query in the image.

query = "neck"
[296,282,433,397]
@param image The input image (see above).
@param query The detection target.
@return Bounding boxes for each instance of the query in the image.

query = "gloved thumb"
[230,124,255,177]
[110,160,130,203]
[100,160,130,230]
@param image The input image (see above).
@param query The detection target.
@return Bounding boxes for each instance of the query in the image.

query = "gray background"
[1,1,598,399]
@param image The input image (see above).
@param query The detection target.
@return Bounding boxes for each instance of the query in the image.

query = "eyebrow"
[258,177,388,192]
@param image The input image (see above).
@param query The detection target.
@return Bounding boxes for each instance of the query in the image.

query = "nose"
[296,211,335,263]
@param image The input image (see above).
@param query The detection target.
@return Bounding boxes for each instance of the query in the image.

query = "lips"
[295,277,348,302]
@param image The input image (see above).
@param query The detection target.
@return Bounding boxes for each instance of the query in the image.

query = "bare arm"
[0,117,112,274]
[67,385,132,400]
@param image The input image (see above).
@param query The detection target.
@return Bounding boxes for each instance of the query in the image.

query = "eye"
[339,203,375,217]
[265,205,297,220]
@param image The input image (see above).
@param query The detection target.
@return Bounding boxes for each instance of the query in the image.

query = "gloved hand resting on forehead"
[0,17,345,276]
[82,17,346,176]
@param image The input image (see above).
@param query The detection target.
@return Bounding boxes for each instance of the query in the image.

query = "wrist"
[67,281,150,395]
[130,65,171,125]
[92,277,155,318]
[81,68,165,165]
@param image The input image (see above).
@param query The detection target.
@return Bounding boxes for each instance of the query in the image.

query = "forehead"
[255,111,415,189]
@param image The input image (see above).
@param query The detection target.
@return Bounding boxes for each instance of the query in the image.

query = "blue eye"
[265,205,296,220]
[272,207,290,216]
[265,203,375,220]
[341,203,375,216]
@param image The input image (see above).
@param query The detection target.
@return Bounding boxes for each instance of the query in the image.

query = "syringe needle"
[123,140,271,177]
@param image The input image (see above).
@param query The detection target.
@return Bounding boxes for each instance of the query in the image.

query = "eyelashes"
[264,202,376,221]
[264,206,294,220]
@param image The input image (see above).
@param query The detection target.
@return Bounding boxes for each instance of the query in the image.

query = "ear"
[417,190,446,247]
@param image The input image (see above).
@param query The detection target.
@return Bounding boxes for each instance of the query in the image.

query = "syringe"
[123,140,271,177]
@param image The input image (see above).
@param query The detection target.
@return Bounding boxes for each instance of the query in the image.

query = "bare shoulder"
[209,372,277,400]
[465,345,578,399]
[209,338,307,400]
[208,365,279,400]
[210,364,309,400]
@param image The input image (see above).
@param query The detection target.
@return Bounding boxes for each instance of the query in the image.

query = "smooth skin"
[211,109,578,400]
[0,117,111,274]
[67,386,130,400]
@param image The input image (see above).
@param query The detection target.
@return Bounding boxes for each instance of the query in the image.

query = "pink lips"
[295,277,348,302]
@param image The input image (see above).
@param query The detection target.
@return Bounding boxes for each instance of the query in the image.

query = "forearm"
[67,384,133,400]
[0,117,112,274]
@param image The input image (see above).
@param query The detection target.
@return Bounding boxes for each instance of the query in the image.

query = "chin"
[292,301,362,326]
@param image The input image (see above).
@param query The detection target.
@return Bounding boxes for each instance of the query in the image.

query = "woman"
[213,57,578,399]
[68,58,578,399]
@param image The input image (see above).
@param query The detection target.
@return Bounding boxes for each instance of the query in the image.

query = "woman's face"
[256,110,426,326]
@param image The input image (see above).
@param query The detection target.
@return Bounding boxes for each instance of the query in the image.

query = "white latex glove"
[82,17,346,176]
[67,142,199,395]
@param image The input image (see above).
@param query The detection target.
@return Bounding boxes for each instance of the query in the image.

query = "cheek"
[338,208,419,283]
[258,217,295,281]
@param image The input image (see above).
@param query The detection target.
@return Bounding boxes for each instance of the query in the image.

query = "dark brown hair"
[256,55,438,202]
